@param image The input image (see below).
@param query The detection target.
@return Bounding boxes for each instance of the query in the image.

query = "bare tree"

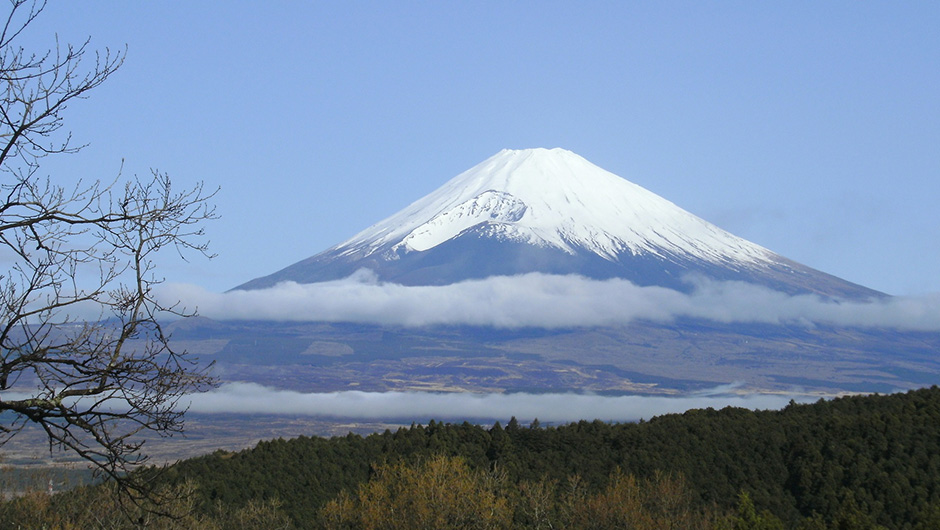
[0,0,216,497]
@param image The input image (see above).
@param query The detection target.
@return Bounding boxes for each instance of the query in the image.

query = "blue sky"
[20,2,940,295]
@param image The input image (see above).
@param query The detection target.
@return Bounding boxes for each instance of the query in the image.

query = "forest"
[2,386,940,528]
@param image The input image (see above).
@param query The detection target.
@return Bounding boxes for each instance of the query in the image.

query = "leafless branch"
[0,0,218,504]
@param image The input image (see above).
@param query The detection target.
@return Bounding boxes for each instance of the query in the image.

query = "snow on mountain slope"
[401,190,528,252]
[338,148,773,266]
[236,148,882,299]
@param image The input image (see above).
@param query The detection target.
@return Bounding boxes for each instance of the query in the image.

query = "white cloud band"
[158,272,940,330]
[185,382,810,423]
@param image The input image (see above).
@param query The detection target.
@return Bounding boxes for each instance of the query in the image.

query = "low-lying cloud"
[185,382,811,423]
[3,383,819,423]
[158,271,940,330]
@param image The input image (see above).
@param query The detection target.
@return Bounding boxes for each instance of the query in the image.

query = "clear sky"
[19,2,940,295]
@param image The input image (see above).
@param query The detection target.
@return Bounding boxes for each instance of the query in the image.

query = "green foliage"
[718,491,786,530]
[9,386,940,528]
[156,386,940,528]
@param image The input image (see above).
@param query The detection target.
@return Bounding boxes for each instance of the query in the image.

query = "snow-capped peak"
[336,148,774,267]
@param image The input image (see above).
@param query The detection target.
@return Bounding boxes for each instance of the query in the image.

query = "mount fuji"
[181,148,940,398]
[238,148,879,299]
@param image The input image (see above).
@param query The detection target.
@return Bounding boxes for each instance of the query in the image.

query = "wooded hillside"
[4,387,940,528]
[162,386,940,528]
